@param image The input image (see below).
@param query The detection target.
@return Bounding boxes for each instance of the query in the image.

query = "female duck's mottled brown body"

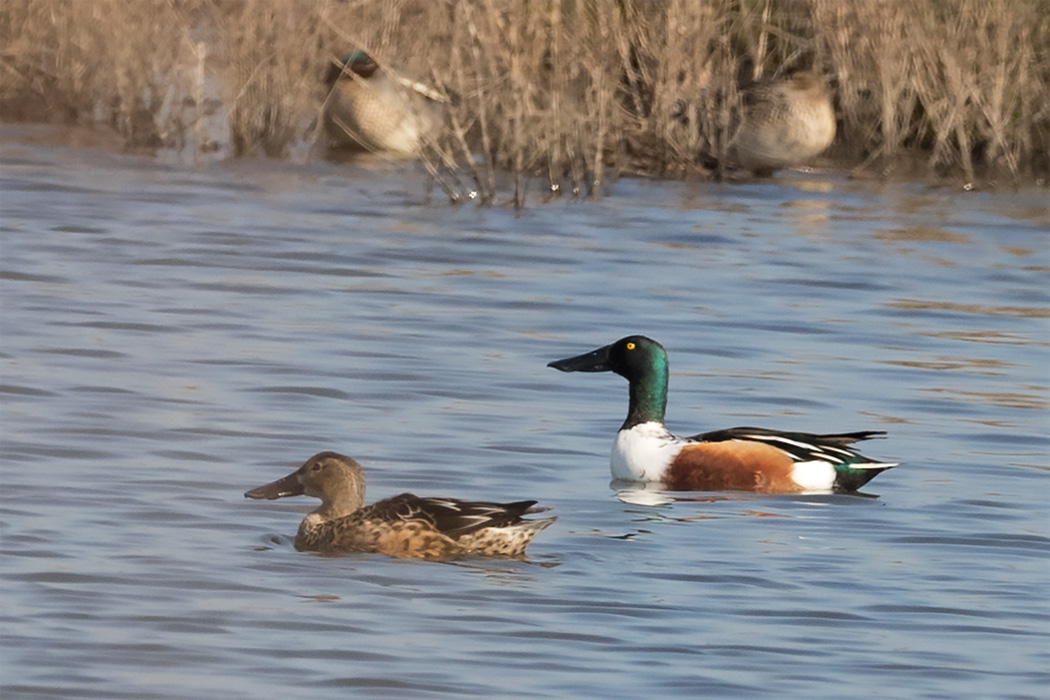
[734,71,836,176]
[245,452,555,559]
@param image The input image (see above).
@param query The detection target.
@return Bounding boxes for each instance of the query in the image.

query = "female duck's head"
[245,451,366,518]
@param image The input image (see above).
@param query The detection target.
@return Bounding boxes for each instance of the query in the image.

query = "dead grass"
[1,0,1047,199]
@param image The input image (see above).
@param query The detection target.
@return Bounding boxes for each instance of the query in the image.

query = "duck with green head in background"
[322,51,445,156]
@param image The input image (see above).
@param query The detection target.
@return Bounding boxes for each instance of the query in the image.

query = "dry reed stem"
[1,0,1046,193]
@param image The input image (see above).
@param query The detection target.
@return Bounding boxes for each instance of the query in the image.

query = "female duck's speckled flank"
[549,336,897,493]
[734,71,836,176]
[245,452,555,559]
[322,51,444,156]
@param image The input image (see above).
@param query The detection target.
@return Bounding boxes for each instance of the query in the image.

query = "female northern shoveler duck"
[734,71,836,177]
[245,451,555,559]
[322,51,444,156]
[548,336,898,493]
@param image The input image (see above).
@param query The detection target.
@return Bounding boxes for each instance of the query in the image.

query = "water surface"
[2,127,1048,699]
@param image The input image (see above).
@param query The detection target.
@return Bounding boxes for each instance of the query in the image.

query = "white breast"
[611,422,682,482]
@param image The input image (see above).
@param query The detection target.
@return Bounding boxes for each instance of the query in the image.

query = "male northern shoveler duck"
[322,51,444,155]
[734,71,836,177]
[245,451,555,559]
[548,336,898,493]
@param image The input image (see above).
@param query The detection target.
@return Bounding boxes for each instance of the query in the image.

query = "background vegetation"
[2,0,1047,203]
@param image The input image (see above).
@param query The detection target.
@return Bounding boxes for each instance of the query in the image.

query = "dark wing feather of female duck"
[365,494,548,537]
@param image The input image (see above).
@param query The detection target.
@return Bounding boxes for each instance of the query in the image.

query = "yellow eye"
[626,342,635,350]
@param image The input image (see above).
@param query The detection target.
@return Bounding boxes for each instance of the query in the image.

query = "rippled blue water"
[2,127,1048,699]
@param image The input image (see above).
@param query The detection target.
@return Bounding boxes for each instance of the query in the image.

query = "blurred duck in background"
[322,51,445,156]
[733,71,836,177]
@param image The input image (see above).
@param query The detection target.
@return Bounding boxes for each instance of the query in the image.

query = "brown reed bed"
[2,0,1047,202]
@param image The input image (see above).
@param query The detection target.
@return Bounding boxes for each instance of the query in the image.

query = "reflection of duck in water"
[734,71,836,177]
[322,51,444,155]
[549,336,898,493]
[245,451,556,559]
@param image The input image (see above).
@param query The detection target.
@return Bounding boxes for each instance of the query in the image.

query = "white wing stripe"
[734,433,879,465]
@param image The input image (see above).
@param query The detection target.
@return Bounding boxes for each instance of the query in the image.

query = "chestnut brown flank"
[664,441,801,493]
